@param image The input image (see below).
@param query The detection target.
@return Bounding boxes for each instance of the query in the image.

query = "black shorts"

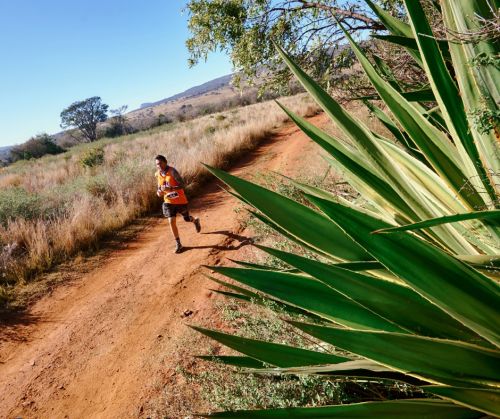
[162,203,190,220]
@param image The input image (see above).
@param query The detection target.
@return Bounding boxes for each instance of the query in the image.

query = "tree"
[10,133,64,162]
[60,96,109,142]
[105,105,133,137]
[185,0,410,95]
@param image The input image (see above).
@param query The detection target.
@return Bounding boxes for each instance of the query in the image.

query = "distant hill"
[15,72,265,150]
[139,74,232,109]
[0,145,12,162]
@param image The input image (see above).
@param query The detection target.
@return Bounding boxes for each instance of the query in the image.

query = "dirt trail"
[0,114,326,419]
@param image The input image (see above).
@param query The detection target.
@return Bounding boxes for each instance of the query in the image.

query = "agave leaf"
[357,88,436,102]
[375,210,500,233]
[373,34,451,61]
[254,244,486,344]
[228,258,298,273]
[373,136,467,215]
[404,0,497,206]
[248,359,391,374]
[363,100,421,158]
[364,0,424,67]
[306,195,500,347]
[372,54,402,90]
[207,275,260,300]
[289,322,500,388]
[276,103,416,219]
[204,399,483,418]
[441,0,500,181]
[456,254,500,268]
[212,289,252,302]
[333,261,384,271]
[276,46,465,224]
[374,137,497,253]
[197,355,266,369]
[207,275,324,321]
[203,164,371,262]
[401,88,436,102]
[338,23,486,211]
[425,386,500,416]
[276,101,381,177]
[191,326,349,367]
[247,209,325,258]
[280,35,486,254]
[278,173,391,222]
[245,360,426,386]
[372,33,420,51]
[208,265,405,332]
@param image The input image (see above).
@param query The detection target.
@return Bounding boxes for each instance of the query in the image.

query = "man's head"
[155,154,168,171]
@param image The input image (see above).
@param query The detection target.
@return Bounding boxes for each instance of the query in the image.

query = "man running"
[155,155,201,253]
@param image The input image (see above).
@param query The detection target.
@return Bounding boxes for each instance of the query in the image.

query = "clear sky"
[0,0,233,147]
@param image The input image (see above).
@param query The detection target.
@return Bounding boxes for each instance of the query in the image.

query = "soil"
[0,113,328,419]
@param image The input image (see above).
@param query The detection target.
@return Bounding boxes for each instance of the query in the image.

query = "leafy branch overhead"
[185,0,414,94]
[195,0,500,417]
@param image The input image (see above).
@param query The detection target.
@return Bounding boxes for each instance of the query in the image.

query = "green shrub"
[79,146,105,168]
[10,134,64,162]
[204,125,217,135]
[0,188,45,226]
[84,175,116,204]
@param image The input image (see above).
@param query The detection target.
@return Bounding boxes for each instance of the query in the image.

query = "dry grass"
[0,94,320,308]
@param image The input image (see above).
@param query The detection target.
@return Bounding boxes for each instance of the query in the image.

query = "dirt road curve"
[0,114,326,418]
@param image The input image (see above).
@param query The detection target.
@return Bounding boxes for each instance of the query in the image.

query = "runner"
[155,155,201,253]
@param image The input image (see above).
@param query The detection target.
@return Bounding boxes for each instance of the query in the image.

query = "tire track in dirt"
[0,113,326,419]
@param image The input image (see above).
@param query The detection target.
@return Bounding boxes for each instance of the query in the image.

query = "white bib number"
[166,191,179,199]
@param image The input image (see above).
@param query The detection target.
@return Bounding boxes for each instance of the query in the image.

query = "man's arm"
[155,172,165,197]
[170,168,185,190]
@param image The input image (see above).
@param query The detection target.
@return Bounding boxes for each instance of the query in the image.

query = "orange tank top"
[156,167,188,205]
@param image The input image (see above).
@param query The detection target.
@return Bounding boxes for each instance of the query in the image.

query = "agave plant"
[195,0,500,417]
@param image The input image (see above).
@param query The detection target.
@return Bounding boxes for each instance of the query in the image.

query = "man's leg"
[180,206,201,233]
[168,216,179,240]
[164,203,183,253]
[169,216,183,253]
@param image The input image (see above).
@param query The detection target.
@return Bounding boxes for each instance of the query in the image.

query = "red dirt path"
[0,113,327,418]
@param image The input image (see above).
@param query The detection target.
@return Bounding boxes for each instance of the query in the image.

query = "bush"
[0,188,45,226]
[10,134,64,162]
[204,126,217,135]
[156,113,172,127]
[104,123,126,138]
[79,146,105,168]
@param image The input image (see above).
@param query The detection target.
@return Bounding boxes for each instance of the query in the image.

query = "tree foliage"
[185,0,408,94]
[60,96,109,142]
[10,134,64,162]
[105,105,133,137]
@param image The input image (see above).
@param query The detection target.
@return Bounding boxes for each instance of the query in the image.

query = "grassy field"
[0,94,320,308]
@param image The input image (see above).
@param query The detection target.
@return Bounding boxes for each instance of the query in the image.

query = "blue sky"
[0,0,233,147]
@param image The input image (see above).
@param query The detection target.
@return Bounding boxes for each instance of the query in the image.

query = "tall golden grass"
[0,94,320,303]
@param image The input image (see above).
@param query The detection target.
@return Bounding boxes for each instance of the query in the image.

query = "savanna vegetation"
[9,134,64,162]
[191,0,500,417]
[0,94,320,309]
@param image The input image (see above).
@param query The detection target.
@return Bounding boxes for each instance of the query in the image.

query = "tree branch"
[296,0,384,29]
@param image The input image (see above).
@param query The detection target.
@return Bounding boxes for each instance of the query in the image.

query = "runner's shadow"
[183,230,254,253]
[202,230,254,244]
[0,311,44,344]
[181,241,251,252]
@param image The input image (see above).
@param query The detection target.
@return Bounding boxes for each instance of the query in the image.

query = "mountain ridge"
[139,73,232,109]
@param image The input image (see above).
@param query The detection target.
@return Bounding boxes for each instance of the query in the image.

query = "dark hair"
[155,154,167,162]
